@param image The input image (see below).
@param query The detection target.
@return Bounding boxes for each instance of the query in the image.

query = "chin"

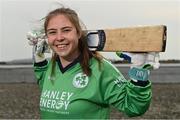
[56,51,69,57]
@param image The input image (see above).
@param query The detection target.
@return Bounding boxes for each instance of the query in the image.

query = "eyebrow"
[46,28,56,32]
[47,26,73,32]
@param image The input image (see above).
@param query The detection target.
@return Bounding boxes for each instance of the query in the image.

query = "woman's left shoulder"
[90,57,120,73]
[101,58,120,72]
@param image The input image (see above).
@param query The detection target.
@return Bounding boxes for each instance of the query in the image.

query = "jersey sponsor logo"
[73,73,89,88]
[114,76,126,87]
[40,90,74,114]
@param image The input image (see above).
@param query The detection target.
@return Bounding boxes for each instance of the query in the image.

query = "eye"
[62,28,71,33]
[47,31,56,35]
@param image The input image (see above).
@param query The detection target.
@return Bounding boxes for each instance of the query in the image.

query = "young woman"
[29,7,155,119]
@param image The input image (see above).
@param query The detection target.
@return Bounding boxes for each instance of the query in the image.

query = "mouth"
[55,43,69,50]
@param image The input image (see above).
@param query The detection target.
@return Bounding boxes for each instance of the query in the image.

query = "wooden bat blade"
[87,25,167,52]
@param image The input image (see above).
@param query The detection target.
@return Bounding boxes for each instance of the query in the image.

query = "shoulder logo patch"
[73,73,89,88]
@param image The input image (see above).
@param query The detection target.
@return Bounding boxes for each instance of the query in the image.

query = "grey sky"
[0,0,180,61]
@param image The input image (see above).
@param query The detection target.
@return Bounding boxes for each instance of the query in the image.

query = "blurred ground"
[0,83,180,119]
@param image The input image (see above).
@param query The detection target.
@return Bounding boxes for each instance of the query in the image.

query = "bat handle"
[87,30,106,51]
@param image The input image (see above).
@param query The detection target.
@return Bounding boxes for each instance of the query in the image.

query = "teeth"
[56,44,67,49]
[57,45,66,47]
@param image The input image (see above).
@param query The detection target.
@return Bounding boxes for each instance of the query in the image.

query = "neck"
[59,52,80,68]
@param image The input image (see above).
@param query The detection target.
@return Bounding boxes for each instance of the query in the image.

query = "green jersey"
[34,56,152,119]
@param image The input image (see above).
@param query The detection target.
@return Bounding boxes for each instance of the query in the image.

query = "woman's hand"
[27,30,49,63]
[116,52,160,82]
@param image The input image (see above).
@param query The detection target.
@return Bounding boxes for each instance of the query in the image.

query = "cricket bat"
[87,25,167,52]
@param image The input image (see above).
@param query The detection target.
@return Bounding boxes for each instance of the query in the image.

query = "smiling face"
[46,14,81,61]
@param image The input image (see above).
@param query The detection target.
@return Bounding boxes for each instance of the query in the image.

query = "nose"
[56,31,65,41]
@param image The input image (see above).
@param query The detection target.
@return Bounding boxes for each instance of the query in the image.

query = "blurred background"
[0,0,180,61]
[0,0,180,119]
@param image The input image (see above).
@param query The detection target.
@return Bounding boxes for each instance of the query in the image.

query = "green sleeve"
[33,60,49,90]
[101,64,152,117]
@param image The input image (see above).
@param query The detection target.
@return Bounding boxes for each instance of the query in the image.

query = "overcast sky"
[0,0,180,61]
